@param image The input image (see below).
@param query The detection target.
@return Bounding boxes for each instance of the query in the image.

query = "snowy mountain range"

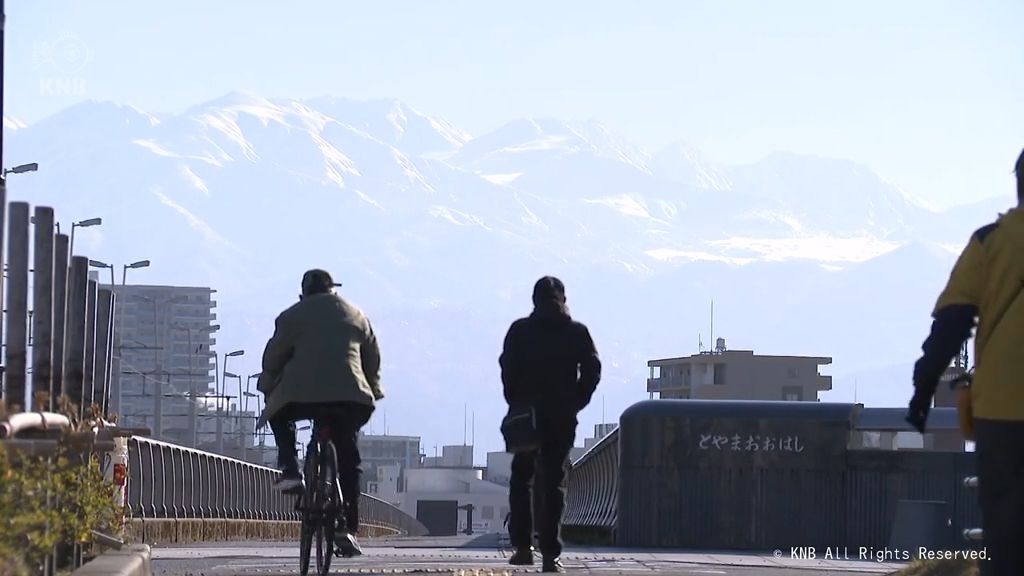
[2,92,1012,457]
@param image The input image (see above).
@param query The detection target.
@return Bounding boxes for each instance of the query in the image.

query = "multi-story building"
[646,337,832,401]
[357,432,423,491]
[365,442,509,535]
[107,283,259,459]
[423,445,473,468]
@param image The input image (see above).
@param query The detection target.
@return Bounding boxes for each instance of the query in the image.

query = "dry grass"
[889,558,979,576]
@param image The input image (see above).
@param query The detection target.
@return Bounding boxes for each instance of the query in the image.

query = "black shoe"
[274,467,304,494]
[508,547,534,566]
[542,556,564,573]
[335,532,362,558]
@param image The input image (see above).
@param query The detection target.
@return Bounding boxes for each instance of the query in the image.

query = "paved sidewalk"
[151,537,909,575]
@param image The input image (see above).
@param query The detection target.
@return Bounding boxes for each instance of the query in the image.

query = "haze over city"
[4,0,1023,463]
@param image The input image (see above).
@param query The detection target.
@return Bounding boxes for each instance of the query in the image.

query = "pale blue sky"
[6,0,1023,209]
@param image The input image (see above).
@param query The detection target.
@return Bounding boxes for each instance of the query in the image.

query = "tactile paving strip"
[160,553,667,575]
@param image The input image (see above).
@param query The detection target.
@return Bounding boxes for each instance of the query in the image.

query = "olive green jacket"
[256,293,383,420]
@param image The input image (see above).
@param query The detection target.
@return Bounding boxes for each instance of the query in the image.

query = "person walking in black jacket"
[500,276,601,573]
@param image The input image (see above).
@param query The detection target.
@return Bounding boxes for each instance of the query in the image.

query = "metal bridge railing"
[563,426,619,531]
[962,476,983,542]
[126,435,428,535]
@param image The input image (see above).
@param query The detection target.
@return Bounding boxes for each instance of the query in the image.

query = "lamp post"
[121,259,150,285]
[221,349,245,411]
[224,371,243,407]
[88,260,116,287]
[242,372,261,463]
[135,294,164,439]
[244,372,261,415]
[224,371,243,458]
[107,259,149,418]
[217,349,244,453]
[171,322,220,448]
[3,162,38,177]
[69,217,101,257]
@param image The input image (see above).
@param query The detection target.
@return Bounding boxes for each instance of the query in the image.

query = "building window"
[860,431,882,449]
[782,386,803,401]
[713,363,726,385]
[894,432,924,450]
[482,505,494,520]
[787,366,800,379]
[367,482,378,494]
[650,366,661,379]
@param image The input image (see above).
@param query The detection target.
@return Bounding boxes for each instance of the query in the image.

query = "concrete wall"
[405,467,483,492]
[485,451,512,485]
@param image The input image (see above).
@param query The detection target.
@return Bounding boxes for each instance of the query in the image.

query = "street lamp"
[242,372,263,463]
[4,162,39,175]
[224,371,243,415]
[70,217,102,257]
[3,162,38,177]
[122,260,151,285]
[244,372,261,415]
[216,349,244,453]
[170,322,220,448]
[221,350,245,411]
[88,260,116,287]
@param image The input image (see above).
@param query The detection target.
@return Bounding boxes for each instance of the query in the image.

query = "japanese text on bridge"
[697,433,805,452]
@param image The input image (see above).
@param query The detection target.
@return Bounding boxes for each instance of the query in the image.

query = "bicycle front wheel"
[299,445,320,576]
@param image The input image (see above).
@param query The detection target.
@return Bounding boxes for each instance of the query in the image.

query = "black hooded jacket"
[499,297,602,422]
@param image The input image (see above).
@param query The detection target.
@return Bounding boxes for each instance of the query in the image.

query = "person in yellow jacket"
[907,148,1024,576]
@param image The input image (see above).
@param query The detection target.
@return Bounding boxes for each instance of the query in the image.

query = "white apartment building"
[107,283,259,459]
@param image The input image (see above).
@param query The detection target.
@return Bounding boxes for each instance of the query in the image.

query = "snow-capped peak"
[651,140,733,191]
[3,116,28,131]
[451,116,652,173]
[305,96,471,156]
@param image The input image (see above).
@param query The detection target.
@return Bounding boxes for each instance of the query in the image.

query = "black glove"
[905,387,932,433]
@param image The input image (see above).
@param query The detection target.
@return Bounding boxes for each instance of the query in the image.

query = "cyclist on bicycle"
[257,269,384,557]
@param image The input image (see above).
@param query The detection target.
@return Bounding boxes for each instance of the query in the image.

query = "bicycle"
[292,419,352,576]
[948,367,974,389]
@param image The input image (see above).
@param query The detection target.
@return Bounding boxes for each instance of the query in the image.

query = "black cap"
[532,276,566,305]
[301,269,341,296]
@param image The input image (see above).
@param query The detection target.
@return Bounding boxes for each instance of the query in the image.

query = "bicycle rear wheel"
[315,438,339,569]
[315,441,339,575]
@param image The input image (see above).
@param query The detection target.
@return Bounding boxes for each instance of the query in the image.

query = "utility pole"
[0,1,7,377]
[152,299,163,439]
[1,0,6,168]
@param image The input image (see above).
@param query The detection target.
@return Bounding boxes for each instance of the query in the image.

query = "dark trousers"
[974,418,1024,576]
[508,427,575,558]
[269,401,373,532]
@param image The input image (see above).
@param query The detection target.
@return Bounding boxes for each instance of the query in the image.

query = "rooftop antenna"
[710,299,714,354]
[472,410,475,447]
[463,404,467,446]
[854,378,858,404]
[602,395,606,424]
